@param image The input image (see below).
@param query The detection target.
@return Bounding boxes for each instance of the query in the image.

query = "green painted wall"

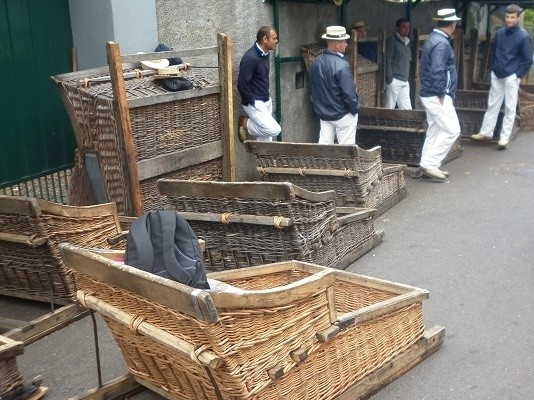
[0,0,75,187]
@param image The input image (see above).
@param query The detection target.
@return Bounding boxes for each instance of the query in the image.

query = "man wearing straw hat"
[418,8,462,181]
[308,26,360,144]
[470,4,532,149]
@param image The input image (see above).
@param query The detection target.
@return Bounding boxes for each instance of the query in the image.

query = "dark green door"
[0,0,75,187]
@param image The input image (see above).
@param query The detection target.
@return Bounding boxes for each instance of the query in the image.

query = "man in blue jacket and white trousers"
[418,8,462,181]
[470,4,533,149]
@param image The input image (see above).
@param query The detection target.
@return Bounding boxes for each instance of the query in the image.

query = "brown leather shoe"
[237,115,249,143]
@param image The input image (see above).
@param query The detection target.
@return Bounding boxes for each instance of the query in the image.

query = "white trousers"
[420,95,461,170]
[479,72,520,140]
[318,113,358,145]
[385,78,412,110]
[243,98,281,142]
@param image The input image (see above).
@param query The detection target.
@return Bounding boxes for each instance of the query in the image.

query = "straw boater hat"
[352,21,368,30]
[322,26,350,41]
[136,52,170,70]
[432,8,461,21]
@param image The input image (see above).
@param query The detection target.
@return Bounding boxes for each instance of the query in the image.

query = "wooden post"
[411,29,422,109]
[106,41,143,216]
[218,33,236,182]
[467,29,479,88]
[479,32,492,84]
[377,29,385,107]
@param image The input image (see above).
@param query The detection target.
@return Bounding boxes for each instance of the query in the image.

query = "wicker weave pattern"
[67,254,427,400]
[456,108,505,138]
[357,109,464,166]
[131,95,221,161]
[518,86,534,127]
[56,68,221,215]
[140,159,223,212]
[0,198,122,302]
[75,272,333,399]
[258,303,424,399]
[0,357,24,396]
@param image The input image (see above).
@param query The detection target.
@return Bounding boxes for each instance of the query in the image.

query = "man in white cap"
[308,26,360,144]
[470,4,532,149]
[418,9,462,181]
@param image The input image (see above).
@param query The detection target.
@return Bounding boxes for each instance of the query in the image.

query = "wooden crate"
[157,180,383,271]
[60,244,444,400]
[52,34,235,216]
[356,107,463,166]
[244,141,407,215]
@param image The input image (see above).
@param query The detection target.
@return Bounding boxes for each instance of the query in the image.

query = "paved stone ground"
[5,131,534,399]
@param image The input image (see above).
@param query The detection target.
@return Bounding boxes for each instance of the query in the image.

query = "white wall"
[69,0,158,69]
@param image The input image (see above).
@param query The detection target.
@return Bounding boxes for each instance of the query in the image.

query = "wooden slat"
[178,211,293,227]
[158,179,336,202]
[218,33,236,182]
[0,232,46,246]
[79,293,221,368]
[60,244,219,323]
[0,335,24,358]
[336,291,429,329]
[359,106,426,120]
[258,166,359,177]
[128,85,220,108]
[3,303,89,345]
[208,260,319,281]
[137,141,223,181]
[336,209,376,225]
[334,326,445,400]
[358,125,425,134]
[119,46,218,63]
[106,41,143,216]
[209,269,335,309]
[0,195,40,216]
[245,139,380,159]
[68,373,144,400]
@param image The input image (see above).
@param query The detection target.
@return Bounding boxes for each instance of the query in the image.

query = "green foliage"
[524,9,534,28]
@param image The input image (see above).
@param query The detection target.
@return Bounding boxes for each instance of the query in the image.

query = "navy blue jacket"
[308,50,359,121]
[419,29,458,99]
[492,25,532,79]
[237,44,270,106]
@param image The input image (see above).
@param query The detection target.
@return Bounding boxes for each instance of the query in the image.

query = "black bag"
[154,43,183,65]
[125,210,210,289]
[160,76,194,92]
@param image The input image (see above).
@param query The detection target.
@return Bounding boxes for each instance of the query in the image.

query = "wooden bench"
[244,141,407,215]
[157,180,384,271]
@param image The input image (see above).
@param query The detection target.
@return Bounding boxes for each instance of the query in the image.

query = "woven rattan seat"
[356,107,464,166]
[157,180,384,271]
[0,196,123,304]
[60,244,433,399]
[244,141,408,215]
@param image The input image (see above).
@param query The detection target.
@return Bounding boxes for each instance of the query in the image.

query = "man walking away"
[418,9,462,181]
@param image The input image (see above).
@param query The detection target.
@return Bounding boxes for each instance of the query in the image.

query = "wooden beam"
[106,41,143,216]
[68,373,144,400]
[218,33,236,182]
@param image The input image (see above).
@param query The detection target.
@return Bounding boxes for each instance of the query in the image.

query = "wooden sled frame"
[63,245,445,400]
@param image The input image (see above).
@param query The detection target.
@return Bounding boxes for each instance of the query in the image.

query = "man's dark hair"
[505,4,523,16]
[437,20,456,28]
[396,18,410,28]
[257,26,275,42]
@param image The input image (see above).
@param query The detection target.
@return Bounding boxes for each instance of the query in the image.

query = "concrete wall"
[69,0,158,69]
[68,0,454,179]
